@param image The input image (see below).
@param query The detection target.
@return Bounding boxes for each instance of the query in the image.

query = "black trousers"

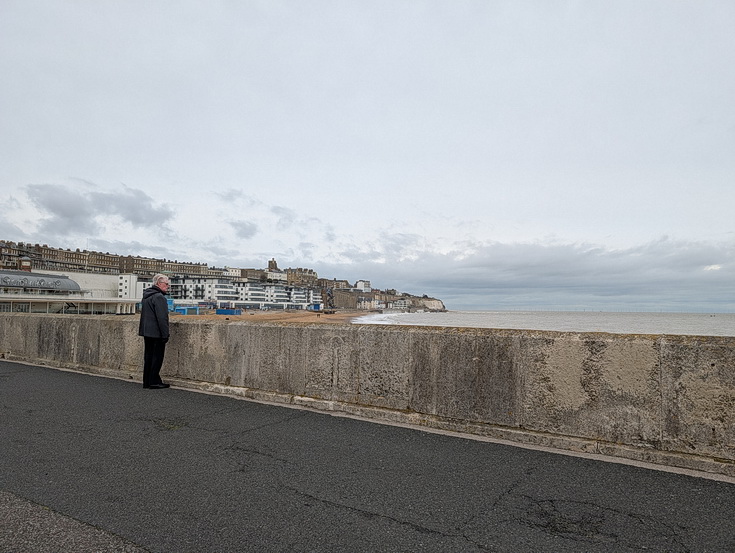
[143,337,167,387]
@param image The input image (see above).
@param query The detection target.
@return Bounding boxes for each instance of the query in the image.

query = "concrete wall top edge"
[0,313,735,346]
[2,313,734,343]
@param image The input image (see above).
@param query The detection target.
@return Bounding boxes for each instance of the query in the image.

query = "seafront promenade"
[2,360,734,552]
[2,313,734,478]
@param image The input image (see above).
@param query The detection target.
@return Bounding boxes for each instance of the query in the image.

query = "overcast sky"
[1,1,733,311]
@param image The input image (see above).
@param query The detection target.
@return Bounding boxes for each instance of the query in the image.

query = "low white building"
[391,298,411,310]
[222,267,242,279]
[266,270,287,283]
[42,270,119,298]
[1,270,136,314]
[357,296,380,310]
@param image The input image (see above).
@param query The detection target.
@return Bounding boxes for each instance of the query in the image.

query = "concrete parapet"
[1,313,733,476]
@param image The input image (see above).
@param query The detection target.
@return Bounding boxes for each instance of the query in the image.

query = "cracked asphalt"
[1,360,734,553]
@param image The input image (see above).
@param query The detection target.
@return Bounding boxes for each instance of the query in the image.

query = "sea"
[353,310,735,337]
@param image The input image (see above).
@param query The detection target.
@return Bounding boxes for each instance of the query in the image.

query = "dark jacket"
[138,285,170,340]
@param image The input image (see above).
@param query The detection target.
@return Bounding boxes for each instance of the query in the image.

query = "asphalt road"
[1,360,734,553]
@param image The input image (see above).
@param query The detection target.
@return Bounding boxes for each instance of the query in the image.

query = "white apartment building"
[302,287,323,309]
[233,280,322,310]
[265,284,290,306]
[289,287,309,305]
[174,277,238,304]
[118,274,147,300]
[116,274,322,309]
[233,281,267,308]
[119,274,237,305]
[118,273,321,310]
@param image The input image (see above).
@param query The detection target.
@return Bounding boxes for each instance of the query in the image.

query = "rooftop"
[0,270,81,292]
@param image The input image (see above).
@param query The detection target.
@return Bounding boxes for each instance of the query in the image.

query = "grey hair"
[153,274,169,286]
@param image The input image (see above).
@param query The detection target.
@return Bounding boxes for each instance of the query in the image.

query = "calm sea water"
[353,310,735,337]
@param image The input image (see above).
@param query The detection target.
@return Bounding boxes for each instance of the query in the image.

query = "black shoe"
[147,383,170,389]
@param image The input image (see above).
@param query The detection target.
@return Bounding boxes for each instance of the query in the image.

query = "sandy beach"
[176,309,366,325]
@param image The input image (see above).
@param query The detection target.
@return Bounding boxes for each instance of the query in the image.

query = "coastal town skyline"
[0,238,445,313]
[0,238,403,294]
[1,2,733,312]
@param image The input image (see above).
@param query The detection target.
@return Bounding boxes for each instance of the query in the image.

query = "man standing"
[138,274,171,389]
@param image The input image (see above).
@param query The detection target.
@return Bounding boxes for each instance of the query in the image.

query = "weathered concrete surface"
[1,313,733,476]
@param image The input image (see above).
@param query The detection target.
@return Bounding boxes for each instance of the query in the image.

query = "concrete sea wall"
[1,313,733,477]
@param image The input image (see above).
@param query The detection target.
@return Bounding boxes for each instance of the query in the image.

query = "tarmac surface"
[1,359,734,553]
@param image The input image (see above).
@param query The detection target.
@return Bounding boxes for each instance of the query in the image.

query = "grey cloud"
[0,196,27,239]
[435,240,734,293]
[195,241,243,261]
[25,183,175,236]
[327,232,425,265]
[312,238,735,312]
[271,206,297,227]
[89,239,179,260]
[230,220,258,239]
[215,188,244,202]
[89,186,175,227]
[297,242,317,259]
[333,244,383,264]
[217,197,334,244]
[90,239,238,267]
[0,220,26,240]
[323,227,337,242]
[26,184,99,236]
[215,189,262,207]
[378,232,424,257]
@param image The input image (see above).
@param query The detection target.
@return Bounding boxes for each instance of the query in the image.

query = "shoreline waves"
[353,310,735,337]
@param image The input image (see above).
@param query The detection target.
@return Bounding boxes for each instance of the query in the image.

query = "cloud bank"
[2,180,732,312]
